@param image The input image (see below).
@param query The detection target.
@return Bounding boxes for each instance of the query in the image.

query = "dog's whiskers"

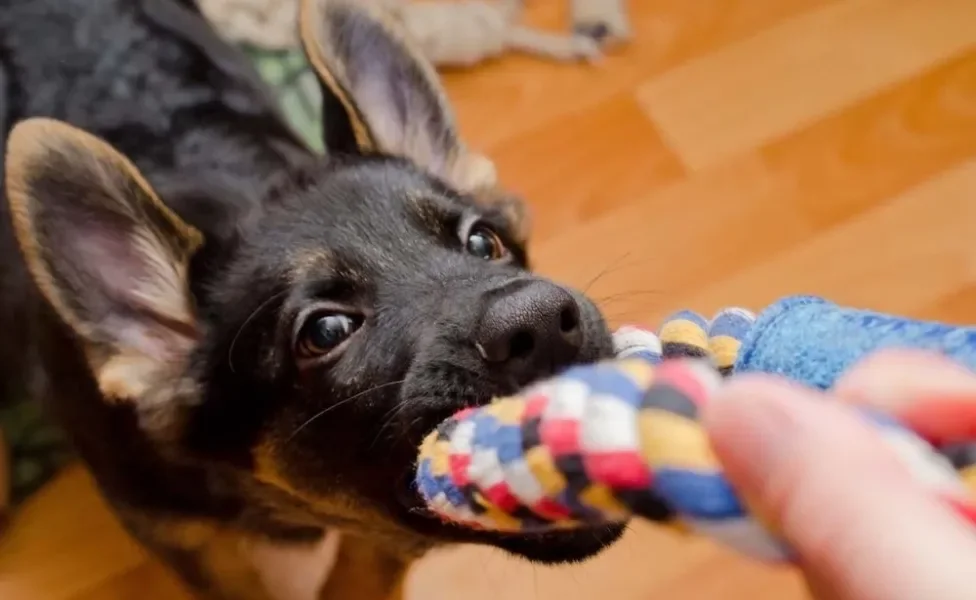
[582,251,632,294]
[287,379,407,442]
[594,289,663,303]
[368,398,415,450]
[228,288,290,374]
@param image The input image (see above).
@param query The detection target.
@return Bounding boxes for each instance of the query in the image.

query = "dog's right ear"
[298,0,499,195]
[4,118,203,435]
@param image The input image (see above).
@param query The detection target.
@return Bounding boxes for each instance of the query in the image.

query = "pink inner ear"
[68,219,148,301]
[61,218,190,362]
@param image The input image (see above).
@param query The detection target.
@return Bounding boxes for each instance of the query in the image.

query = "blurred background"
[3,0,976,598]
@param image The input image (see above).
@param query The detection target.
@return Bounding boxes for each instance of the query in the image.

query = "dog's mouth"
[390,372,625,563]
[392,466,627,564]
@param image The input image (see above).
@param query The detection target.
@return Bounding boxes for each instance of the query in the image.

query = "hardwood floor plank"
[761,51,976,228]
[405,522,798,600]
[534,154,811,325]
[72,562,192,600]
[637,0,976,169]
[0,468,149,600]
[653,549,806,600]
[917,286,976,324]
[488,93,685,243]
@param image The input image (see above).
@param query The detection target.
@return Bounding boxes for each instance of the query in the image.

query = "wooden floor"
[4,0,976,598]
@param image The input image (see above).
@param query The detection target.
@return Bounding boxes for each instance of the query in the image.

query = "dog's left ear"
[298,0,498,194]
[4,118,203,435]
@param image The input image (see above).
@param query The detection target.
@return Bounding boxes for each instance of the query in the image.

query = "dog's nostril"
[475,282,585,369]
[509,330,535,360]
[559,305,580,334]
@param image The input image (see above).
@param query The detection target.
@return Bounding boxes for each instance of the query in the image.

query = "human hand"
[702,350,976,600]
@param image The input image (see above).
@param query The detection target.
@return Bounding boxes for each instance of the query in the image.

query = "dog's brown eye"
[465,226,507,261]
[297,313,361,358]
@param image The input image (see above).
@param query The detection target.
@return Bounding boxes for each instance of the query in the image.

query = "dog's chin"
[478,524,627,564]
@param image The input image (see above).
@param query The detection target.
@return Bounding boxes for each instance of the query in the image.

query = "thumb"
[702,375,976,600]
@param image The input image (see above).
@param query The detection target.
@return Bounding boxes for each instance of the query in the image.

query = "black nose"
[475,280,583,378]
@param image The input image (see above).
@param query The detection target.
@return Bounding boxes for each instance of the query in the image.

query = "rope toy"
[415,295,976,563]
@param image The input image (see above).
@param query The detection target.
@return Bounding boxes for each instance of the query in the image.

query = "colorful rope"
[415,308,976,563]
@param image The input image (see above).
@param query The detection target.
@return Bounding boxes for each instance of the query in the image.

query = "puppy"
[0,0,622,598]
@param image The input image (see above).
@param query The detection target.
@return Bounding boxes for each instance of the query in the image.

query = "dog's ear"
[298,0,498,194]
[4,118,203,429]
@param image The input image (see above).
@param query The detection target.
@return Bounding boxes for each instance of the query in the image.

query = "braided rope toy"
[415,295,976,563]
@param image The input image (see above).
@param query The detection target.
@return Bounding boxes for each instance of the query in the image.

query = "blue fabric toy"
[736,294,976,386]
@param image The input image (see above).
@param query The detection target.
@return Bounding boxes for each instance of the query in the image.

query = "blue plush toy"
[734,295,976,386]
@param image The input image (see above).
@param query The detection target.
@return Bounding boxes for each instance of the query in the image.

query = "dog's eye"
[464,225,508,261]
[297,312,361,358]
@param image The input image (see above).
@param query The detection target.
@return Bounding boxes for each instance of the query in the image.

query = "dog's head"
[3,0,622,563]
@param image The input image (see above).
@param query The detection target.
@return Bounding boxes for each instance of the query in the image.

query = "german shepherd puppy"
[0,0,624,597]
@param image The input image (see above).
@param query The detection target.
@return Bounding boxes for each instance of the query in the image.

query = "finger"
[704,375,976,600]
[833,349,976,445]
[833,348,976,408]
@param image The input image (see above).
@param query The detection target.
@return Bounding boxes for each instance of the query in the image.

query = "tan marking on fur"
[253,441,427,560]
[501,198,531,243]
[117,509,222,550]
[299,0,376,152]
[4,118,203,403]
[254,442,302,493]
[288,248,334,282]
[405,192,449,236]
[252,442,367,523]
[469,186,531,244]
[445,150,498,193]
[252,443,351,517]
[150,518,221,550]
[97,354,164,402]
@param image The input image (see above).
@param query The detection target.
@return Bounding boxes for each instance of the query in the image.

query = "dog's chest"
[250,530,342,600]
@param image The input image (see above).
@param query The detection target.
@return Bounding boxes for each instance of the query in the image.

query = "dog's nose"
[475,280,583,377]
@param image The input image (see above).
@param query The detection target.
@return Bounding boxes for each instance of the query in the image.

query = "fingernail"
[898,395,976,446]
